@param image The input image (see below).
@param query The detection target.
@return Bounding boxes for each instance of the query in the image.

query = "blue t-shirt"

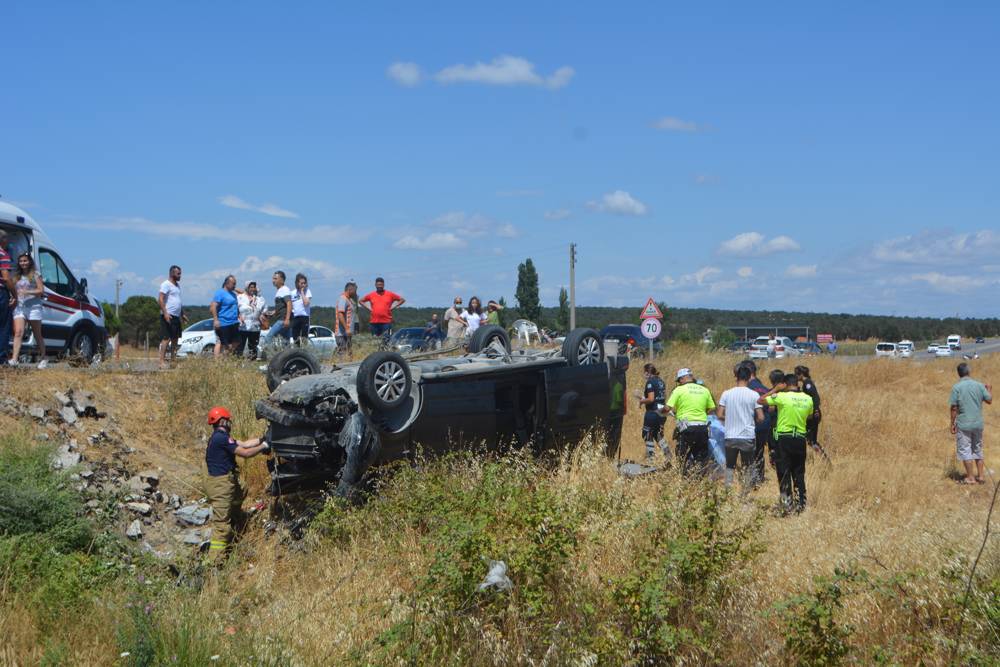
[206,428,237,476]
[213,288,239,326]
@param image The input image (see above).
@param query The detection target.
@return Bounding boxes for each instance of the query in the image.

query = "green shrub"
[0,433,92,552]
[774,567,861,666]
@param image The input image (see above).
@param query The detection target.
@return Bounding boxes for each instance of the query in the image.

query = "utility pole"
[569,243,577,330]
[115,278,124,318]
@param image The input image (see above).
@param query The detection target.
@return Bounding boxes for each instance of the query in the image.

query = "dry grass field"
[0,347,997,665]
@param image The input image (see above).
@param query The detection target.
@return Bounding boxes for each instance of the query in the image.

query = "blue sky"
[4,2,999,317]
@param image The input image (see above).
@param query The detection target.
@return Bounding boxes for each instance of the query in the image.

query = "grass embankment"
[0,351,997,664]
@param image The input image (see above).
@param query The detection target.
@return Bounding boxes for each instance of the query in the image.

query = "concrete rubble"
[2,389,222,562]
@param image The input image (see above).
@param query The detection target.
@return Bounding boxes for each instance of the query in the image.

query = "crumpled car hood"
[269,367,360,405]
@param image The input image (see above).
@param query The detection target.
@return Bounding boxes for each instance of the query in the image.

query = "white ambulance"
[0,201,108,362]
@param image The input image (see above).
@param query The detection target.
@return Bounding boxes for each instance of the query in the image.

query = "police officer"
[638,363,670,461]
[204,406,270,562]
[665,368,717,475]
[758,374,814,514]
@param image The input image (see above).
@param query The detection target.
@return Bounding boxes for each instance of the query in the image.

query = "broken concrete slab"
[125,520,143,539]
[59,406,78,425]
[126,502,153,515]
[179,529,206,545]
[28,406,46,420]
[54,391,72,407]
[52,445,81,470]
[175,504,211,526]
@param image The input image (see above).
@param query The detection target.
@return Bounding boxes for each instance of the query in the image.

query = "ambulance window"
[38,249,75,297]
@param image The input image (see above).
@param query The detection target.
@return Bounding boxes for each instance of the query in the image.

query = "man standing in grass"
[157,265,184,370]
[665,368,716,475]
[360,277,405,340]
[742,360,771,487]
[758,374,814,514]
[950,362,992,485]
[718,364,765,489]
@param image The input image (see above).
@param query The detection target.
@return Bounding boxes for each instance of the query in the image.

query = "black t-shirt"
[206,427,238,476]
[748,378,771,430]
[802,380,821,411]
[644,376,666,411]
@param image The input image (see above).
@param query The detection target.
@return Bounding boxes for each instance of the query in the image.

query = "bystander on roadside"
[157,265,184,370]
[0,231,14,365]
[336,281,357,354]
[360,277,404,340]
[237,281,265,359]
[718,365,765,490]
[949,362,992,485]
[444,297,466,346]
[211,275,240,358]
[263,271,292,347]
[290,273,312,347]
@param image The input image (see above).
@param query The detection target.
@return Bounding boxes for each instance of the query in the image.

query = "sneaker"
[37,359,48,369]
[7,360,18,367]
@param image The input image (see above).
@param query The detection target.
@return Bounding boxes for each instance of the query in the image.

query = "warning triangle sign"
[640,298,663,319]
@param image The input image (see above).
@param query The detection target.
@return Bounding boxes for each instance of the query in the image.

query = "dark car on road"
[793,341,824,355]
[389,326,441,353]
[976,337,986,344]
[256,326,627,496]
[600,324,662,357]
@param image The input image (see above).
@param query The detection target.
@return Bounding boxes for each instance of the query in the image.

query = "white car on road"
[935,345,955,357]
[177,320,338,358]
[749,336,801,359]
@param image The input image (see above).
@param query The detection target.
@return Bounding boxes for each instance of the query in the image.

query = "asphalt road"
[840,338,1000,364]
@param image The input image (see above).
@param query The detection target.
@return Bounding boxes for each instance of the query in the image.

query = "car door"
[36,247,79,348]
[542,364,611,446]
[308,326,336,354]
[409,378,497,453]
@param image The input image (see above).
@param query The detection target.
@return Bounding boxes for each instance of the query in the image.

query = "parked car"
[255,326,628,496]
[176,319,217,357]
[793,341,823,355]
[0,201,107,362]
[258,325,338,360]
[389,326,441,353]
[727,340,752,353]
[749,336,800,359]
[975,337,986,344]
[600,324,662,357]
[875,342,898,358]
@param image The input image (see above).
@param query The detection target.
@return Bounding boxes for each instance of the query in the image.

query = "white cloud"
[694,174,719,186]
[717,232,801,257]
[737,266,754,278]
[394,232,467,251]
[497,223,519,238]
[587,190,648,216]
[218,195,299,219]
[544,208,572,221]
[386,61,424,87]
[88,258,120,277]
[785,264,818,278]
[57,217,363,244]
[434,55,574,90]
[449,280,472,291]
[872,230,999,264]
[901,272,998,294]
[651,116,705,132]
[685,266,721,286]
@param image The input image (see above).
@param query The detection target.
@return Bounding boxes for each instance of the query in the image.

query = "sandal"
[961,478,978,485]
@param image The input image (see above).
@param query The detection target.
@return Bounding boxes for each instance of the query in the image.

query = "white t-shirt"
[718,386,760,440]
[291,288,312,317]
[461,310,486,335]
[159,280,182,316]
[238,293,265,331]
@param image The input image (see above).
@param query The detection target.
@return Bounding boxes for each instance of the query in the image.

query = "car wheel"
[201,345,214,357]
[357,351,412,410]
[266,348,322,392]
[68,328,97,361]
[468,325,510,354]
[562,328,604,366]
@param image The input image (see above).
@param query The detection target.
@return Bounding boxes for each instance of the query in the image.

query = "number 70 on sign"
[641,319,661,339]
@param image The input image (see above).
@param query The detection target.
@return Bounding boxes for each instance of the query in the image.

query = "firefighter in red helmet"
[204,406,269,562]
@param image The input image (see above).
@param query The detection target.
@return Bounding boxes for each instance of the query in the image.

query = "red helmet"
[207,406,233,425]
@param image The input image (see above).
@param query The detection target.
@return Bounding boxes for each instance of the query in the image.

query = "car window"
[311,326,333,338]
[38,248,76,298]
[186,319,214,333]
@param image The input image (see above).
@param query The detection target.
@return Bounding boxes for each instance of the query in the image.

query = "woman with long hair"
[10,253,46,368]
[290,273,312,346]
[460,295,486,336]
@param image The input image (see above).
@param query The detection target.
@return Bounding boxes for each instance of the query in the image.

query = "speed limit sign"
[641,318,661,339]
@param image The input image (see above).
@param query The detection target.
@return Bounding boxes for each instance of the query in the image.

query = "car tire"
[562,328,605,366]
[67,328,98,362]
[201,345,214,357]
[357,351,412,410]
[266,348,322,392]
[468,325,510,354]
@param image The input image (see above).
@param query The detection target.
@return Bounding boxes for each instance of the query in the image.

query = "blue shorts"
[370,322,392,337]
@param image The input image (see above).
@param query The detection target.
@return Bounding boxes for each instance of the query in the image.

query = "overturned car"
[255,326,628,497]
